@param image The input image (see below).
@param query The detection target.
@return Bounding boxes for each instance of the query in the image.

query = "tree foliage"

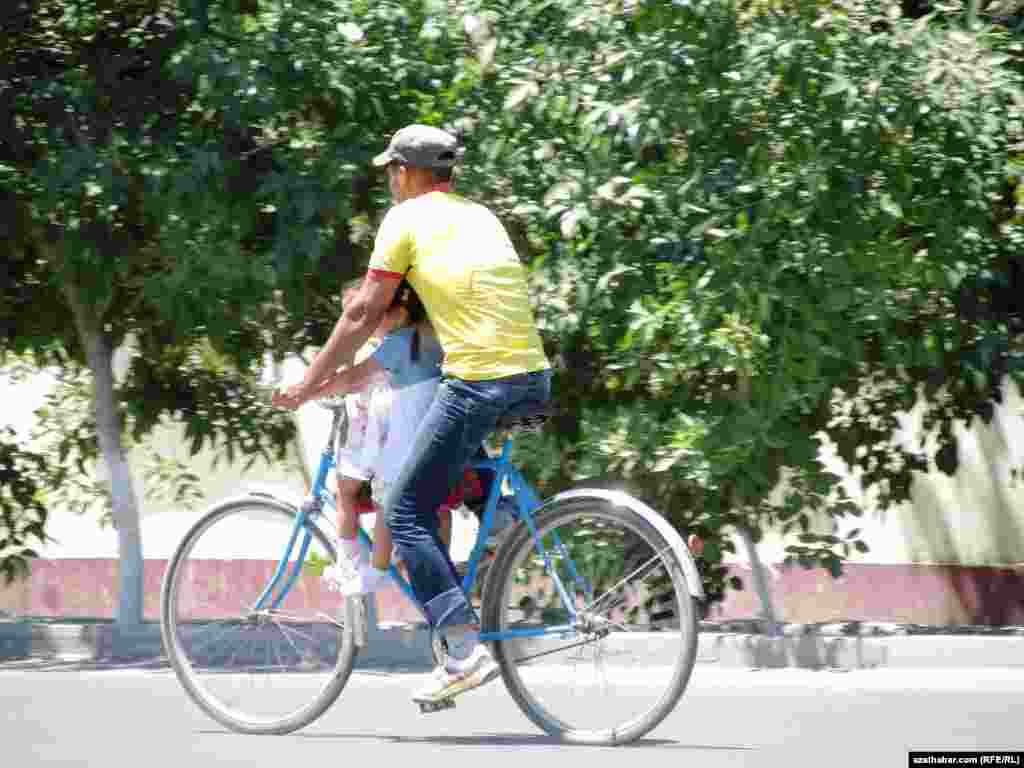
[0,427,48,585]
[2,0,1022,610]
[445,0,1024,595]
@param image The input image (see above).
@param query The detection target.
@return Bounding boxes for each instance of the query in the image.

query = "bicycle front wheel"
[482,498,699,745]
[160,496,358,734]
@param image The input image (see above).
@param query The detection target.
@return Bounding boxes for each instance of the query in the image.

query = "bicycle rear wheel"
[160,496,358,734]
[482,498,698,745]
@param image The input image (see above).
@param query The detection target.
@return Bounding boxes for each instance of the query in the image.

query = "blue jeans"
[383,369,552,629]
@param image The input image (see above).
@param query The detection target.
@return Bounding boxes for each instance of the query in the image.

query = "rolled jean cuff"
[423,587,477,628]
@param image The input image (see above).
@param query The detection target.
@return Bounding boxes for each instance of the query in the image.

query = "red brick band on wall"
[0,559,422,624]
[708,563,1024,626]
[2,559,1024,626]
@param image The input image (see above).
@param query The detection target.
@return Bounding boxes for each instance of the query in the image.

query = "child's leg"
[337,496,390,595]
[366,484,450,574]
[437,506,452,552]
[335,388,381,562]
[370,508,450,587]
[370,509,393,572]
[335,475,365,562]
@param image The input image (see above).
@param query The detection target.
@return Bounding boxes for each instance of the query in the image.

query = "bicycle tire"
[481,496,698,745]
[160,496,359,734]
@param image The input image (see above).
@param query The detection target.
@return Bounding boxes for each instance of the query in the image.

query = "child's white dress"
[335,341,392,482]
[365,327,444,507]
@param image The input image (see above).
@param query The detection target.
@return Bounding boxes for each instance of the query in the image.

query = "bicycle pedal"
[416,698,456,714]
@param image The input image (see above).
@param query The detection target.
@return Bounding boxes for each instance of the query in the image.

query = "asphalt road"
[3,662,1022,767]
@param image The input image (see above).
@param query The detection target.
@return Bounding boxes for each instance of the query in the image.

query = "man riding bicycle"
[273,124,552,705]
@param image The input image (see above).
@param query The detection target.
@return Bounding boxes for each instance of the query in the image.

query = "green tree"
[4,0,1021,621]
[0,428,48,586]
[0,0,404,621]
[443,0,1023,609]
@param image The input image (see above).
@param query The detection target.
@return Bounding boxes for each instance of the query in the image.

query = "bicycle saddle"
[495,399,551,432]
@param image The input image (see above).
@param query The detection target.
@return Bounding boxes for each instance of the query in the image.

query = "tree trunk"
[64,281,145,625]
[730,371,781,634]
[738,525,781,636]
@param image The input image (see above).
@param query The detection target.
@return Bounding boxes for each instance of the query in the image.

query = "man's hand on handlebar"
[272,368,350,411]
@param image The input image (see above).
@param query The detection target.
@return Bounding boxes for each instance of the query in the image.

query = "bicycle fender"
[243,483,304,510]
[234,485,341,541]
[546,488,706,601]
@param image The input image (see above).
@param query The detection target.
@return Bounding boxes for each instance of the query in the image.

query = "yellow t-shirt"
[367,192,550,381]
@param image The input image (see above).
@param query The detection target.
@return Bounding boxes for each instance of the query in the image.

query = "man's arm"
[274,273,401,409]
[304,274,401,389]
[306,356,385,400]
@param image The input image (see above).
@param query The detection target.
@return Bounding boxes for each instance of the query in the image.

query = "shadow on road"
[200,729,756,750]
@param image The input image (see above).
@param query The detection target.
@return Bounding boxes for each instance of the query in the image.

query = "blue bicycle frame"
[251,407,586,644]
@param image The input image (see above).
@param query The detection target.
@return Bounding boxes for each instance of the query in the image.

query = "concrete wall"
[711,380,1024,624]
[0,358,468,626]
[748,379,1024,569]
[709,563,1024,625]
[4,362,1024,626]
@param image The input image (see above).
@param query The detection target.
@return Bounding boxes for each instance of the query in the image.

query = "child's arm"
[307,357,386,400]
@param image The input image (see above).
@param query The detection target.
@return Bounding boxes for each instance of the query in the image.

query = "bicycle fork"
[251,408,343,615]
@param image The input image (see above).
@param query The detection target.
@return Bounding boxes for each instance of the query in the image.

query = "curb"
[699,620,1024,670]
[706,633,888,670]
[0,621,31,660]
[4,618,1024,671]
[0,605,438,672]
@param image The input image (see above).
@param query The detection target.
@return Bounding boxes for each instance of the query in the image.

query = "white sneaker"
[411,645,500,703]
[337,564,389,596]
[322,550,362,593]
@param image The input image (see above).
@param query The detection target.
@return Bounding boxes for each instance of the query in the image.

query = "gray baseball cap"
[372,124,462,169]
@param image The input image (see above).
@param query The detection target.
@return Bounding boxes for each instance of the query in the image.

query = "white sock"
[443,626,480,664]
[359,565,388,593]
[338,537,362,562]
[341,564,388,595]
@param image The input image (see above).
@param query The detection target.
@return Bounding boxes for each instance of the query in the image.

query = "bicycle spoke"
[588,642,611,699]
[263,614,321,646]
[512,634,604,665]
[273,626,294,673]
[262,608,314,624]
[582,546,672,616]
[185,620,248,663]
[161,498,354,732]
[315,611,345,629]
[221,637,244,673]
[271,620,306,662]
[487,499,697,745]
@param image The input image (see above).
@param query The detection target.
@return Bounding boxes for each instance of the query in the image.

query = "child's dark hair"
[389,280,427,361]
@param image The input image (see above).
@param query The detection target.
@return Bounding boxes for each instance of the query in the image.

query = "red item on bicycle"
[353,496,376,516]
[354,468,484,516]
[438,468,484,515]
